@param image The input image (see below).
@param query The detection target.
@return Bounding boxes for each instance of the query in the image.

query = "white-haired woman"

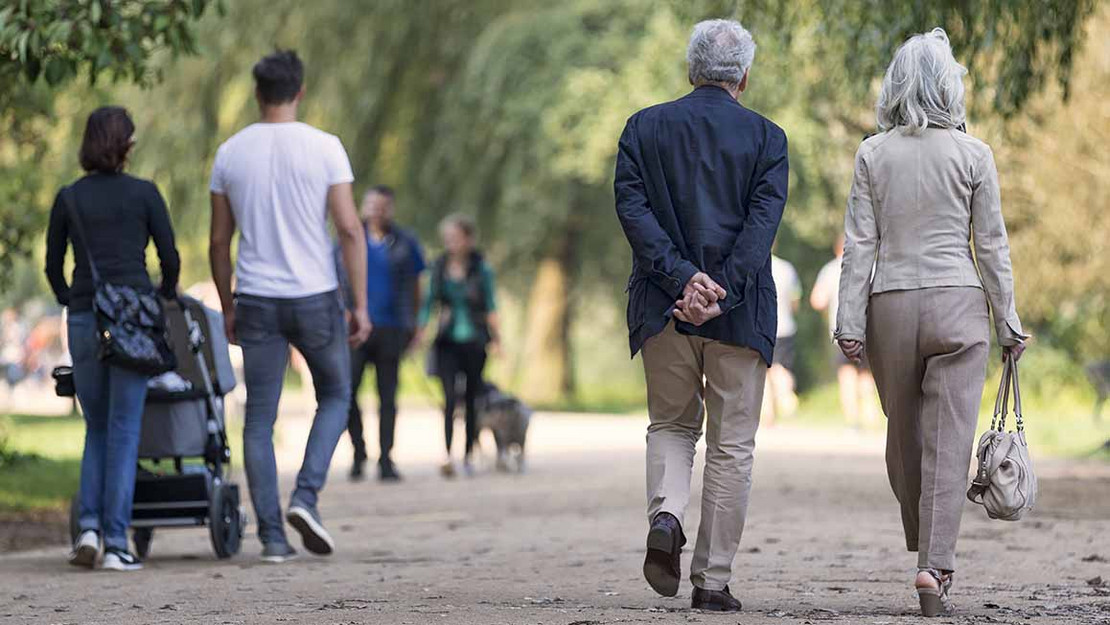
[834,28,1028,617]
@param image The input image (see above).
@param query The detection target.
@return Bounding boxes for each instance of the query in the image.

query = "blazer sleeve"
[715,124,789,312]
[834,146,879,342]
[970,149,1028,346]
[614,118,699,299]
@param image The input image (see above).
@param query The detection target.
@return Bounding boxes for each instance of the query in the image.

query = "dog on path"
[476,383,531,473]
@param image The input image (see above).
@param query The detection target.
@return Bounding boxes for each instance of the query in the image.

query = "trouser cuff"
[918,552,956,572]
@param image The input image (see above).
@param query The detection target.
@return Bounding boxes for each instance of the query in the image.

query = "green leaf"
[43,56,69,85]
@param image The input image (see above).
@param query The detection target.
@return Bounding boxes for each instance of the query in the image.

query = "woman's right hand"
[1003,342,1027,363]
[409,327,425,353]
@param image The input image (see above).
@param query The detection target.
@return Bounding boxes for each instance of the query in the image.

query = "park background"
[0,1,1107,526]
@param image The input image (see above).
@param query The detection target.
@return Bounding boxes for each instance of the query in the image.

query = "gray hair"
[876,28,967,134]
[686,19,756,88]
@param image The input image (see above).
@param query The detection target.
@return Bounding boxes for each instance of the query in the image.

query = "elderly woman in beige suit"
[835,28,1028,617]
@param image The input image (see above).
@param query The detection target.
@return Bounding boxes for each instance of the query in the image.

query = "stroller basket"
[138,297,236,460]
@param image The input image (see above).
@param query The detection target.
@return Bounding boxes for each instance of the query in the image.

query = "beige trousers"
[642,322,766,590]
[866,287,990,571]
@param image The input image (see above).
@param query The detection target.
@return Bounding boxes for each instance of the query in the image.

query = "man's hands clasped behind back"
[674,272,727,327]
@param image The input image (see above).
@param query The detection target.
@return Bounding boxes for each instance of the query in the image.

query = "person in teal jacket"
[416,214,500,477]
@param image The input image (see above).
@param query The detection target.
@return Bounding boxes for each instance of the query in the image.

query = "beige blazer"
[835,127,1027,346]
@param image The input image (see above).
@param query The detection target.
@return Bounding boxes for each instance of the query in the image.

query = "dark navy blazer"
[614,85,789,365]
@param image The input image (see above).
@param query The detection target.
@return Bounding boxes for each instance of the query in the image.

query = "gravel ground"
[1,410,1107,625]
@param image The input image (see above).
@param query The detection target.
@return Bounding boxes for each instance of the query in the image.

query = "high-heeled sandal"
[915,568,953,617]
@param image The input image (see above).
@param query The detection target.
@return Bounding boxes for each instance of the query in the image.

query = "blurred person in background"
[23,313,66,384]
[835,28,1028,616]
[45,106,181,572]
[208,49,370,563]
[0,308,27,398]
[811,234,879,428]
[338,185,426,482]
[764,252,801,424]
[615,19,788,612]
[417,214,499,479]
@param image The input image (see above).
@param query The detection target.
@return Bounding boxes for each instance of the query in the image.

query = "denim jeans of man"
[235,291,351,547]
[68,311,150,552]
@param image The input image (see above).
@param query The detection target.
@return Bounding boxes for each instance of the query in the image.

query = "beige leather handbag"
[967,354,1038,521]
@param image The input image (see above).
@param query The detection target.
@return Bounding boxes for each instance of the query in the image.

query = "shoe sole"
[286,508,334,555]
[68,543,98,568]
[643,525,680,597]
[261,554,298,564]
[692,602,742,613]
[102,560,142,572]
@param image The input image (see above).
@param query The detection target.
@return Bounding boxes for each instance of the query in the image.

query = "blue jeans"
[68,312,150,552]
[235,291,351,546]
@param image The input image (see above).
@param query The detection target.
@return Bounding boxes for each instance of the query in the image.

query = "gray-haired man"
[615,20,788,611]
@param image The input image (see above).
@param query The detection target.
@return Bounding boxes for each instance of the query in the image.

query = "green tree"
[4,0,1102,403]
[0,0,221,283]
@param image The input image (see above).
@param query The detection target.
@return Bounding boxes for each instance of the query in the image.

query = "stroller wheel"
[67,493,81,546]
[133,528,154,560]
[209,482,242,559]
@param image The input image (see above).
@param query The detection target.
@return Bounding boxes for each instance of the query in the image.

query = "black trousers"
[436,340,488,458]
[347,327,410,464]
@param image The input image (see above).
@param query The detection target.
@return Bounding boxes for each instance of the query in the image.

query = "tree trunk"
[518,208,582,406]
[519,257,571,406]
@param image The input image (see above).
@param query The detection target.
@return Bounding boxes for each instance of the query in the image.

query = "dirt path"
[1,410,1108,624]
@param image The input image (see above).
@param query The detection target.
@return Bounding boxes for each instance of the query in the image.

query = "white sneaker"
[102,548,143,571]
[286,505,334,555]
[67,530,99,568]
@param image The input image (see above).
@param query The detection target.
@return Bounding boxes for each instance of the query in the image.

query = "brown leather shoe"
[692,585,742,612]
[643,512,685,597]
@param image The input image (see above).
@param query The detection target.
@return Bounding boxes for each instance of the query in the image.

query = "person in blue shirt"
[337,186,425,481]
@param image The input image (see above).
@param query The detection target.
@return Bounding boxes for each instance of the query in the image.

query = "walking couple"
[617,20,1026,615]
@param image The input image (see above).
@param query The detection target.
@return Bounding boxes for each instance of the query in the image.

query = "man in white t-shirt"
[764,254,801,423]
[811,235,878,429]
[209,50,370,563]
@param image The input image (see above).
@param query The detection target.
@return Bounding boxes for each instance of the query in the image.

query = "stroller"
[62,296,245,559]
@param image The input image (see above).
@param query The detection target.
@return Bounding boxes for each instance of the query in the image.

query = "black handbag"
[62,187,177,376]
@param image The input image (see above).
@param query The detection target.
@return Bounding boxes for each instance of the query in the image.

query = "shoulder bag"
[62,187,177,376]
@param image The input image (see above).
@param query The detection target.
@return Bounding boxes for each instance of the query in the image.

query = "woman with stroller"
[417,215,500,478]
[45,106,181,571]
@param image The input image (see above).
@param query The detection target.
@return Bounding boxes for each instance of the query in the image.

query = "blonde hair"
[439,213,477,239]
[876,28,967,134]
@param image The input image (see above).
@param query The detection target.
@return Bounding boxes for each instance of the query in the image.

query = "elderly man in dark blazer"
[614,19,788,612]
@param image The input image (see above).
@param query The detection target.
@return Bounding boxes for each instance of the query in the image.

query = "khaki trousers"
[866,287,990,571]
[642,322,766,590]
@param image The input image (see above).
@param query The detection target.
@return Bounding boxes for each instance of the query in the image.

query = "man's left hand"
[674,299,723,326]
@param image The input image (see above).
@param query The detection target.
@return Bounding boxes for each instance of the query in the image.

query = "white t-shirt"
[771,255,801,338]
[813,257,842,336]
[209,122,354,298]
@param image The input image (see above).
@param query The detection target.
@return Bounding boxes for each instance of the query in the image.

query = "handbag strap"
[991,352,1026,433]
[991,355,1013,432]
[60,186,103,286]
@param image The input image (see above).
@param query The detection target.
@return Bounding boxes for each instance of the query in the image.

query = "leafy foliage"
[1,0,1103,399]
[0,0,220,284]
